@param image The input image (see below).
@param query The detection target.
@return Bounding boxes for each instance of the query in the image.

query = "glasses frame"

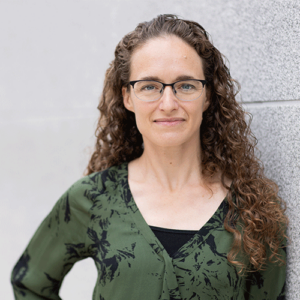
[129,79,207,102]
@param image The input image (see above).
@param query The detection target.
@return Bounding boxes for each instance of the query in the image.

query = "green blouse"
[11,163,286,300]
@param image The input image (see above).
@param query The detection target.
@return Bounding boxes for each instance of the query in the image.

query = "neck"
[131,139,205,192]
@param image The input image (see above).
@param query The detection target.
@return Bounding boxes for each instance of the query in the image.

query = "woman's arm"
[11,177,95,299]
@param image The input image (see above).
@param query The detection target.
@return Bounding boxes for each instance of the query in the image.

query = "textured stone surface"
[177,0,300,102]
[1,0,299,299]
[244,104,300,299]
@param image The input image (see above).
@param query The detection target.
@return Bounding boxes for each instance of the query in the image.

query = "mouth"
[153,118,185,126]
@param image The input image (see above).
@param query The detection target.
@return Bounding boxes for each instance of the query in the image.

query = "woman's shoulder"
[65,162,128,203]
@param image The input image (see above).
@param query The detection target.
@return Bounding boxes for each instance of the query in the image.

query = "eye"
[180,83,196,91]
[138,81,162,93]
[141,85,156,91]
[175,80,200,95]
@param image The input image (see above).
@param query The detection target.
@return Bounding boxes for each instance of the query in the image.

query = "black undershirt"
[150,226,199,257]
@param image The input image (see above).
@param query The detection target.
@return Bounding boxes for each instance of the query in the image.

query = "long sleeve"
[11,177,93,299]
[245,246,286,300]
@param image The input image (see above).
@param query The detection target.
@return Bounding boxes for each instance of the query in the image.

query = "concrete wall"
[1,0,299,299]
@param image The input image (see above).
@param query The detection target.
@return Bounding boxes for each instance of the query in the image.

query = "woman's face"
[122,35,209,149]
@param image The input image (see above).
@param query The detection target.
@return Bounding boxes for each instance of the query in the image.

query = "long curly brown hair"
[86,14,288,273]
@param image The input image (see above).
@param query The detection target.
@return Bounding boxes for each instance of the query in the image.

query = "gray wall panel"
[180,0,300,102]
[245,104,300,299]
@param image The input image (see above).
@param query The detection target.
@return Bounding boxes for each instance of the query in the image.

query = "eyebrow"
[138,75,197,82]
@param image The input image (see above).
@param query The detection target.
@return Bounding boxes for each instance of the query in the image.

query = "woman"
[11,14,287,299]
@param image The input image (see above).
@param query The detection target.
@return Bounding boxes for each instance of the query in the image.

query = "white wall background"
[1,0,299,299]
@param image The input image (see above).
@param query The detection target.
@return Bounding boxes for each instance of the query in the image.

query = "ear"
[122,86,135,113]
[203,97,210,112]
[203,91,210,112]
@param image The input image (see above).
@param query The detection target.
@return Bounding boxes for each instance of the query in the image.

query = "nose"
[158,86,179,111]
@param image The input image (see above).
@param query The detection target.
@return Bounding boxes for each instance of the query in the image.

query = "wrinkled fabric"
[11,163,286,300]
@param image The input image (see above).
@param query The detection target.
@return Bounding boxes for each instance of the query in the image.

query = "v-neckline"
[118,162,229,261]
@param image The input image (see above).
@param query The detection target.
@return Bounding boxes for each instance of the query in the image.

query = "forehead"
[130,35,204,81]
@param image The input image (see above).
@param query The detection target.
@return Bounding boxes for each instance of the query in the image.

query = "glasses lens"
[174,80,203,101]
[133,81,163,102]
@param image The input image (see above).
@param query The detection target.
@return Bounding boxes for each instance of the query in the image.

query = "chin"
[149,133,191,148]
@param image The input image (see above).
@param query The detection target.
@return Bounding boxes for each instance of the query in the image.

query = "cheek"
[134,115,144,134]
[132,105,151,134]
[189,103,205,124]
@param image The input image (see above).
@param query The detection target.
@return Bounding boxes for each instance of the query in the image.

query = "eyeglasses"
[129,79,207,102]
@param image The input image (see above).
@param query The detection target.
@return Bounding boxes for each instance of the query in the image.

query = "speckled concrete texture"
[175,0,300,102]
[244,104,300,299]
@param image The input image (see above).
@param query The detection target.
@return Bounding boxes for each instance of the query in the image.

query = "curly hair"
[86,14,288,273]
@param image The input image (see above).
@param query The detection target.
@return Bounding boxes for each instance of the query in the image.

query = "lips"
[154,118,185,122]
[153,117,185,126]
